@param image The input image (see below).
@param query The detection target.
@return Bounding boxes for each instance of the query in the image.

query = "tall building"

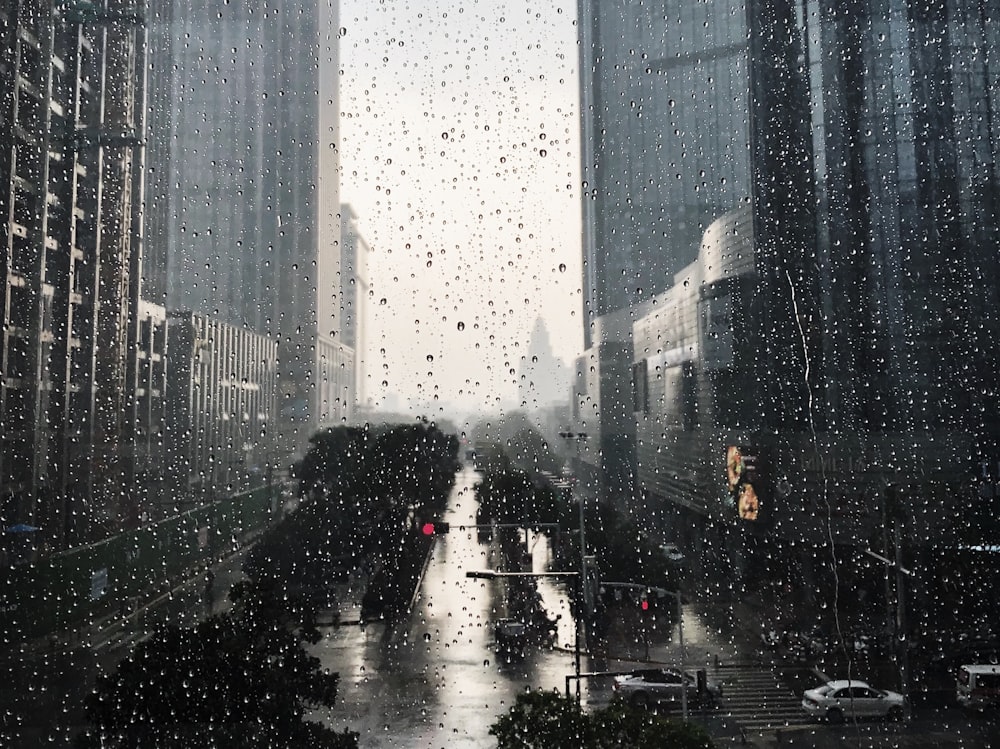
[145,2,342,459]
[577,0,762,335]
[575,0,809,507]
[340,204,369,420]
[1,1,151,552]
[588,0,1000,612]
[518,318,570,411]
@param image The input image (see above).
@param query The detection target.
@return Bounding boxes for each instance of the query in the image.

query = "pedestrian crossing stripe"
[711,664,813,731]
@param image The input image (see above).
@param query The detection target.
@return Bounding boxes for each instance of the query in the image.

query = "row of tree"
[77,420,465,746]
[78,579,359,747]
[490,691,714,749]
[473,434,679,593]
[245,421,461,619]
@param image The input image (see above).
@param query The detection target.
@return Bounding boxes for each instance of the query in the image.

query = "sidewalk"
[13,546,251,665]
[0,549,251,749]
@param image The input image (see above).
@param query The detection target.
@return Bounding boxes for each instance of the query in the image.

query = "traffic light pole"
[600,581,687,721]
[677,588,687,721]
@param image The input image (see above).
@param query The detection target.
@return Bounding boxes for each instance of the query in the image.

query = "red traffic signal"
[421,521,450,536]
[640,591,650,611]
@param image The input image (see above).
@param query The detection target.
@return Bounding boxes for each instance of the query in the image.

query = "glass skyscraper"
[581,0,1000,605]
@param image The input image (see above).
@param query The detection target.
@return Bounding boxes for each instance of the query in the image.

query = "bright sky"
[338,0,583,418]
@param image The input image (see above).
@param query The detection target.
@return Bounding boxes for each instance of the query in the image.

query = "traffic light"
[421,521,450,536]
[640,591,649,612]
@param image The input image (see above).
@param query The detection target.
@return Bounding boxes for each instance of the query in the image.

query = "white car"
[613,668,721,708]
[801,680,906,723]
[659,543,685,564]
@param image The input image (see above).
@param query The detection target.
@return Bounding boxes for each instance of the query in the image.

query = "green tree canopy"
[77,612,358,748]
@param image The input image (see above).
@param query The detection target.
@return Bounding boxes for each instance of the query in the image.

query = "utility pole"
[893,516,909,700]
[869,483,910,699]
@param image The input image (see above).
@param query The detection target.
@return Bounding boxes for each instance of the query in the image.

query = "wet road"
[314,466,594,747]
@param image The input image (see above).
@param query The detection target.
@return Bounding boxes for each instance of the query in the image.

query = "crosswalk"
[713,662,814,733]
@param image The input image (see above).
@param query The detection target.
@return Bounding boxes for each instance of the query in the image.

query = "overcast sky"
[338,1,583,417]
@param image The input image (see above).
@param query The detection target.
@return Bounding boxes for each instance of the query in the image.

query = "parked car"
[801,680,906,723]
[612,667,721,708]
[659,543,685,564]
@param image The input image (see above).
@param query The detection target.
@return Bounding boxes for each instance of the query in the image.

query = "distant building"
[518,318,570,411]
[164,312,277,511]
[1,3,150,551]
[340,204,371,420]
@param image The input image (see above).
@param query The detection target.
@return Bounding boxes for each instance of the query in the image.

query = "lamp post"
[868,483,911,700]
[558,431,590,615]
[468,569,583,702]
[863,545,912,700]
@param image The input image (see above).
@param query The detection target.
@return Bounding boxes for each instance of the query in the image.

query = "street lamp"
[558,431,590,617]
[467,569,583,702]
[863,546,912,699]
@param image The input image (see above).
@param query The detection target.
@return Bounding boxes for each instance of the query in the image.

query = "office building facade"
[607,1,1000,607]
[164,311,277,510]
[145,2,342,458]
[1,1,151,552]
[340,203,369,421]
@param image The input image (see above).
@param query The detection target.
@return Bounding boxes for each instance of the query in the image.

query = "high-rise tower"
[145,2,343,459]
[1,1,150,550]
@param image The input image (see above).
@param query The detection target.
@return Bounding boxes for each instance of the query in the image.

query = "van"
[956,664,1000,710]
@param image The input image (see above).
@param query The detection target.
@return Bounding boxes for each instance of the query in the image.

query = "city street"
[311,466,586,746]
[307,466,808,744]
[3,467,999,748]
[311,466,1000,748]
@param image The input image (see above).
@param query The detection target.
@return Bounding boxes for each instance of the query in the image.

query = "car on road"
[659,543,685,564]
[494,618,527,660]
[801,680,906,723]
[612,667,721,708]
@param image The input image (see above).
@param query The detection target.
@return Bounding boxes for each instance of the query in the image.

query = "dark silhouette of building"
[518,318,569,411]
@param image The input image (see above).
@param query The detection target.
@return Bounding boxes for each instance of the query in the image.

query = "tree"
[490,690,715,749]
[77,610,358,748]
[562,502,675,593]
[490,690,595,748]
[590,702,714,748]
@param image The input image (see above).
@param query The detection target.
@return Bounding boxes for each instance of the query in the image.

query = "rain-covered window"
[2,1,998,747]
